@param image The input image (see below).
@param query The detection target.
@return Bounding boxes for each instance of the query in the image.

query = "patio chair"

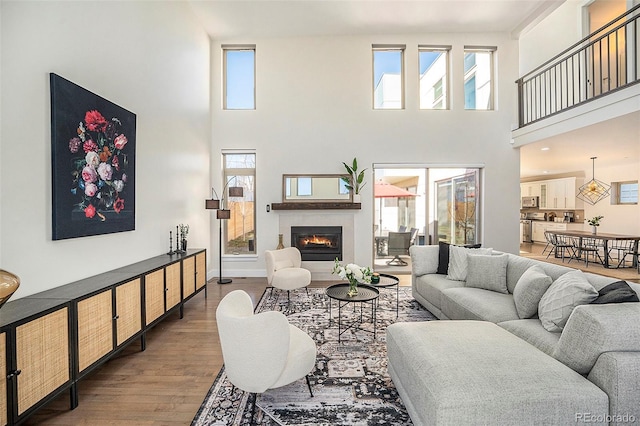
[386,232,411,266]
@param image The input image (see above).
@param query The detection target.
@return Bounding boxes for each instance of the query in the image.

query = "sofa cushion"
[591,280,640,304]
[386,321,608,426]
[413,274,464,313]
[441,287,519,323]
[410,245,440,276]
[447,246,493,281]
[506,254,574,294]
[436,241,481,275]
[498,319,561,356]
[554,303,640,375]
[513,265,553,318]
[465,253,509,294]
[538,270,598,332]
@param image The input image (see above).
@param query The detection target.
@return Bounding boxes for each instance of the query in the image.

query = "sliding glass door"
[435,171,479,245]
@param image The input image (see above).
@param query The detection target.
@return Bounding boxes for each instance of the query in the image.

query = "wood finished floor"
[25,277,409,425]
[20,253,634,425]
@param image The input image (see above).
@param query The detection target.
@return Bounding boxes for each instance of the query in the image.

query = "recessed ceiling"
[188,0,562,40]
[519,111,640,179]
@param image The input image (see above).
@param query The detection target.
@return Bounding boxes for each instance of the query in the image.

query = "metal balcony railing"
[516,4,640,128]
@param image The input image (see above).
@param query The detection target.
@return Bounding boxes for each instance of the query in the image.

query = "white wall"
[519,0,585,75]
[210,33,521,276]
[0,1,211,298]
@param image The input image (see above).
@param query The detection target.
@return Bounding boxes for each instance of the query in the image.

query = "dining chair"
[216,290,316,425]
[542,231,555,258]
[609,240,637,268]
[569,237,604,268]
[553,234,575,262]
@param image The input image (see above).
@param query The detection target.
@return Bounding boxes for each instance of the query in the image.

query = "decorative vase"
[592,226,597,235]
[277,234,285,250]
[353,194,361,203]
[347,277,359,297]
[0,269,20,309]
[181,239,188,251]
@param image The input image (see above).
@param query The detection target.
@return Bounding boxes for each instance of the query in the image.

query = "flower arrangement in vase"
[587,215,603,234]
[332,258,373,297]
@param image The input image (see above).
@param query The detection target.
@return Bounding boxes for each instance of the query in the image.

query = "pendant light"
[576,157,610,205]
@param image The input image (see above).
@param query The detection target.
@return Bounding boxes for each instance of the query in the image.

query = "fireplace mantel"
[271,202,361,210]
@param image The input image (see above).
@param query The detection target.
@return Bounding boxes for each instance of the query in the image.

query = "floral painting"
[50,73,136,240]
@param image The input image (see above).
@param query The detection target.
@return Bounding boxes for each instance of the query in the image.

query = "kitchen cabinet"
[520,183,542,208]
[528,177,583,210]
[532,222,585,242]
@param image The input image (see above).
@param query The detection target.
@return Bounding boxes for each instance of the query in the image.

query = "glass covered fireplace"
[291,226,342,261]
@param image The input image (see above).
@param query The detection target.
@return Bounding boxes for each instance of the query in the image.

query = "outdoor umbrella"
[374,181,417,236]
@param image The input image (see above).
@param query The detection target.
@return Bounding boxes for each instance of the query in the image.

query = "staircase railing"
[516,4,640,128]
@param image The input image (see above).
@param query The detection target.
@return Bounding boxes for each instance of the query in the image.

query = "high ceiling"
[188,1,638,179]
[188,0,563,39]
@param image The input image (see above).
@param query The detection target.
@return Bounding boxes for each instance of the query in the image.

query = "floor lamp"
[205,182,243,284]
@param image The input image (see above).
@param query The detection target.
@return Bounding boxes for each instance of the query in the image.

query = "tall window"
[223,45,255,110]
[373,45,405,109]
[419,46,450,109]
[222,152,256,254]
[463,47,495,110]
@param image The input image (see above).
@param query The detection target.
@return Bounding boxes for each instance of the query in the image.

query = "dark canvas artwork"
[50,73,136,240]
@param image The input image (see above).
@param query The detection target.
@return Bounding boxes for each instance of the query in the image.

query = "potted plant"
[587,215,603,234]
[341,157,367,202]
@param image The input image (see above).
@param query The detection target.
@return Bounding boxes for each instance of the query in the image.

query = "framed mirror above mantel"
[271,174,361,210]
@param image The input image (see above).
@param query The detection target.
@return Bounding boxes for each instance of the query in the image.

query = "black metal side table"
[369,273,400,317]
[326,283,379,343]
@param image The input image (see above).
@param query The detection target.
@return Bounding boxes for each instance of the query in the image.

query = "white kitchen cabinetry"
[528,177,583,210]
[532,221,585,243]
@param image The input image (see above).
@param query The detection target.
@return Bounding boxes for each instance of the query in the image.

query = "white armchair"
[265,247,311,301]
[216,290,316,423]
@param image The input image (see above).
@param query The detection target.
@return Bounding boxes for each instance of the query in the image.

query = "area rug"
[192,286,436,425]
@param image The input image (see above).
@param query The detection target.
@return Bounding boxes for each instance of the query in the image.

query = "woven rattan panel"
[77,290,113,372]
[182,256,195,297]
[166,263,181,310]
[0,332,6,425]
[145,270,165,325]
[195,252,206,289]
[16,308,69,415]
[116,278,142,346]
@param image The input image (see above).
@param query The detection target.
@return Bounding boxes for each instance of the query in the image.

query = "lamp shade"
[205,199,220,210]
[228,186,244,197]
[217,209,231,219]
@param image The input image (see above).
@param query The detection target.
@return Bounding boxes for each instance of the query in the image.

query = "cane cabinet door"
[165,263,181,310]
[115,278,142,346]
[182,256,195,298]
[195,252,206,290]
[145,269,165,325]
[15,307,70,415]
[77,290,113,372]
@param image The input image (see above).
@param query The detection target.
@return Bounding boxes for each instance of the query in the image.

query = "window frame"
[463,46,496,111]
[611,180,638,205]
[222,44,256,110]
[418,45,450,110]
[372,44,406,110]
[222,151,257,255]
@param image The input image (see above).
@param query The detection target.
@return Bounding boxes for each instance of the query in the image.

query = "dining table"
[550,229,640,268]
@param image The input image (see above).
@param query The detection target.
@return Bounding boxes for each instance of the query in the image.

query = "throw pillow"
[410,245,440,276]
[538,270,599,332]
[591,281,640,304]
[447,246,493,281]
[513,265,553,319]
[465,253,509,294]
[436,241,481,275]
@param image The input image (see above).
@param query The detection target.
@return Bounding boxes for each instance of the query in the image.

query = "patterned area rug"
[192,286,436,426]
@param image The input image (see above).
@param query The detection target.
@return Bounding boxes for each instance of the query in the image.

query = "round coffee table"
[369,273,400,317]
[326,283,379,343]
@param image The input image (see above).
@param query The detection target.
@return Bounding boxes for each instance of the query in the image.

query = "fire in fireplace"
[291,226,342,261]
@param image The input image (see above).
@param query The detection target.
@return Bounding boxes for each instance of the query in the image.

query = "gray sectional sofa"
[387,244,640,425]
